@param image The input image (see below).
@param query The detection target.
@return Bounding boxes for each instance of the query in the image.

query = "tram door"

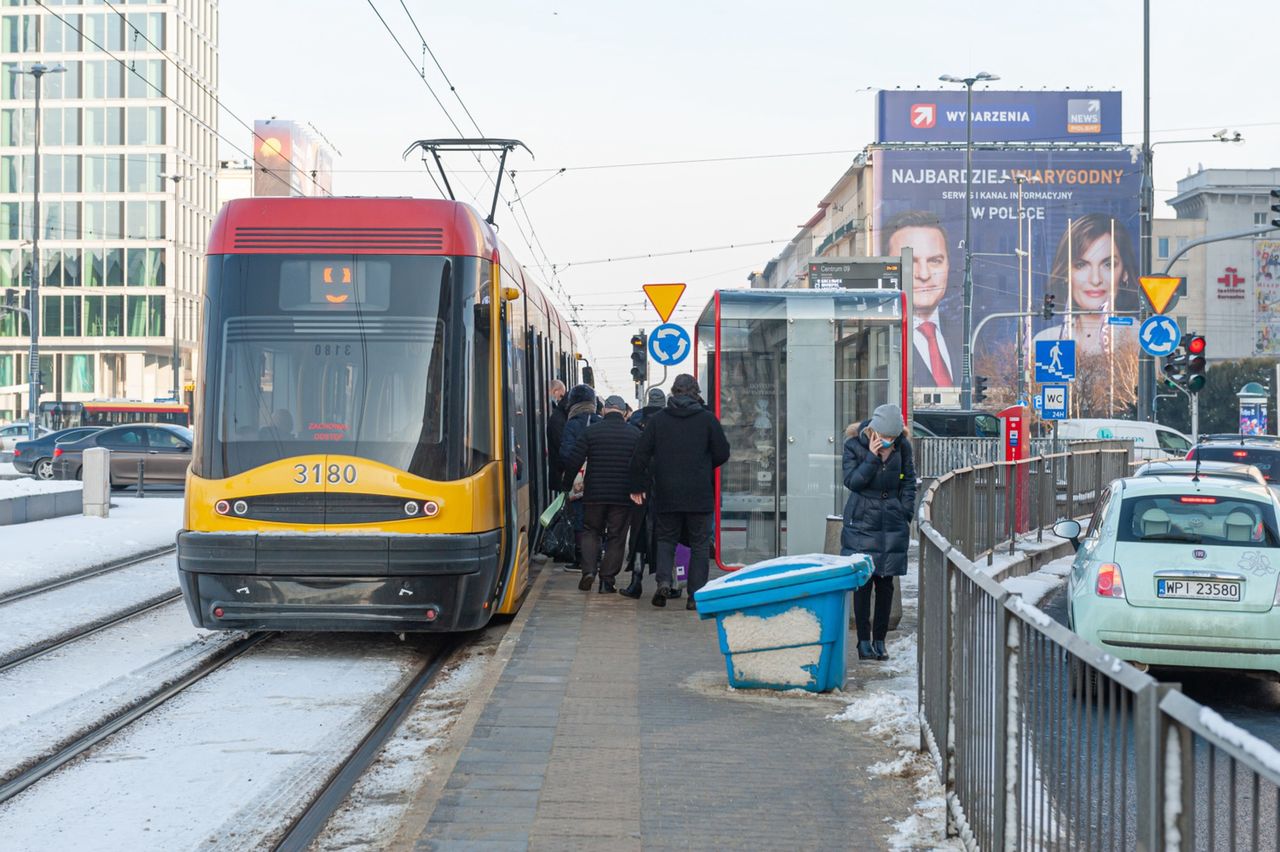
[705,291,903,568]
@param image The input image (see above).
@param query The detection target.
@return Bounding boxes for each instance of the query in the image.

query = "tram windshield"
[199,254,492,481]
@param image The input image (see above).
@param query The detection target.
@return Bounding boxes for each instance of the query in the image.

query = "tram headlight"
[404,500,420,516]
[422,500,440,518]
[214,499,230,515]
[232,500,248,516]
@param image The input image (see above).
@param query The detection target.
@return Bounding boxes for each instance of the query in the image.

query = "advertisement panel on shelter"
[1255,240,1280,355]
[873,91,1140,409]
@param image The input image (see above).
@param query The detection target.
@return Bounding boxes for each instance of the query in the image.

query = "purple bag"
[675,544,690,585]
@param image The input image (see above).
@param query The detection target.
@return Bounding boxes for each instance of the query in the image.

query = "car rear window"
[1191,447,1280,482]
[1119,494,1280,546]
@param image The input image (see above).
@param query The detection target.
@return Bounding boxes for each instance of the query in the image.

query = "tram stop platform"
[393,559,933,851]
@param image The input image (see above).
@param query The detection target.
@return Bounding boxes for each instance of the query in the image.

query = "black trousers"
[581,503,631,581]
[626,503,648,572]
[655,512,713,595]
[854,575,895,642]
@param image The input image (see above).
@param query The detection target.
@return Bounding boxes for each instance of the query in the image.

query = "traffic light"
[1041,293,1056,320]
[1163,333,1207,394]
[629,332,647,384]
[1271,189,1280,229]
[973,375,990,405]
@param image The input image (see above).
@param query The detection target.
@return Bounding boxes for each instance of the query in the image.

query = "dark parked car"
[912,408,1000,438]
[12,426,103,479]
[52,423,193,486]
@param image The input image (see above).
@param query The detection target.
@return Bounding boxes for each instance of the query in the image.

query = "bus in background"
[39,400,191,429]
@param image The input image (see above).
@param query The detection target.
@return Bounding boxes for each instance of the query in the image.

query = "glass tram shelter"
[696,288,907,570]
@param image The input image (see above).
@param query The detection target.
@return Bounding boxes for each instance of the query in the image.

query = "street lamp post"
[940,71,999,410]
[160,172,184,402]
[9,63,65,439]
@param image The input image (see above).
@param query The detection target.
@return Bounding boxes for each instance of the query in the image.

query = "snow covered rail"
[917,445,1280,851]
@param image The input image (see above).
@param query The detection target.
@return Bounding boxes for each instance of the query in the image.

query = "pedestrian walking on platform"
[560,384,600,571]
[841,403,916,662]
[629,374,730,610]
[562,395,641,593]
[620,387,667,598]
[546,380,569,490]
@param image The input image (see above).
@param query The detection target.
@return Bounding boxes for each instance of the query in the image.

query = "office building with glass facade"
[0,0,218,421]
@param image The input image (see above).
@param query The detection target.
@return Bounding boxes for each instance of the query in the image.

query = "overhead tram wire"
[34,1,321,197]
[366,1,601,370]
[97,0,328,196]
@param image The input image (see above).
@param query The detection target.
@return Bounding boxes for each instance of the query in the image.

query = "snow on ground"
[0,461,17,478]
[0,599,238,783]
[0,478,79,497]
[829,558,961,851]
[1001,554,1074,607]
[0,554,178,665]
[0,496,181,597]
[0,634,424,852]
[312,643,494,852]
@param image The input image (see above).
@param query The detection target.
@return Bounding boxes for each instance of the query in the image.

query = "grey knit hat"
[869,403,904,439]
[604,395,628,410]
[646,387,666,406]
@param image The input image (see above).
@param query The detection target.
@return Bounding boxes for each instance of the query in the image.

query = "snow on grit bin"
[694,553,872,692]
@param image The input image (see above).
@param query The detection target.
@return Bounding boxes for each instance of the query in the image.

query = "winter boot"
[618,570,643,599]
[857,640,875,660]
[872,640,889,661]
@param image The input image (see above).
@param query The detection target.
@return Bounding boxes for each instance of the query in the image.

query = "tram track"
[0,591,181,674]
[0,546,177,607]
[273,636,464,852]
[0,631,272,805]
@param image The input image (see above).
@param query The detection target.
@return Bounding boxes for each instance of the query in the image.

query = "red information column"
[999,405,1029,533]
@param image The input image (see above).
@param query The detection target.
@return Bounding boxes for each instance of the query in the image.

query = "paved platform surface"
[399,564,916,851]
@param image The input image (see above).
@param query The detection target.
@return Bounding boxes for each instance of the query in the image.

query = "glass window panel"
[62,296,81,336]
[0,109,13,146]
[0,248,17,287]
[146,58,164,95]
[126,61,147,98]
[84,294,103,335]
[63,106,80,144]
[2,17,16,54]
[124,201,144,238]
[83,201,102,239]
[127,294,147,335]
[63,15,81,52]
[146,247,163,286]
[105,106,122,144]
[44,15,63,51]
[105,201,121,239]
[105,11,122,51]
[41,294,59,336]
[105,247,123,286]
[147,13,163,48]
[0,201,15,241]
[62,247,80,286]
[20,250,31,286]
[126,105,146,145]
[126,247,145,286]
[104,59,122,97]
[125,153,147,192]
[84,106,104,145]
[84,14,104,53]
[43,107,61,145]
[84,155,103,193]
[42,249,61,287]
[41,153,61,193]
[105,294,123,335]
[147,201,163,239]
[45,67,63,100]
[148,294,164,336]
[146,106,163,144]
[105,153,122,191]
[42,203,61,241]
[0,154,16,194]
[63,353,92,393]
[0,355,12,386]
[62,154,80,192]
[63,61,80,98]
[84,60,103,99]
[83,248,103,286]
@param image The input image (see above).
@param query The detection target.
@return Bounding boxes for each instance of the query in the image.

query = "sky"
[218,0,1276,393]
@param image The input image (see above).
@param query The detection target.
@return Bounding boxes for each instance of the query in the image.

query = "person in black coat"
[561,395,641,593]
[558,383,599,569]
[629,374,730,610]
[841,403,917,662]
[620,386,666,596]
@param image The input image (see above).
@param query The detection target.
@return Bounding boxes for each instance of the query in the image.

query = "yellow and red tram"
[178,197,576,631]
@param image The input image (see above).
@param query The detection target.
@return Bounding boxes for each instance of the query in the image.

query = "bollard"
[136,458,145,498]
[83,446,111,517]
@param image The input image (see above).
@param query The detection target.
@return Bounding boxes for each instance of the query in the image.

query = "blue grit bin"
[694,554,872,693]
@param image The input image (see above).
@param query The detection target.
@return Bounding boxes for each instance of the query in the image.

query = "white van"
[1054,418,1192,460]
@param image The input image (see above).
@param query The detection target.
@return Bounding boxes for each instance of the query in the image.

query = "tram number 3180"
[294,463,358,485]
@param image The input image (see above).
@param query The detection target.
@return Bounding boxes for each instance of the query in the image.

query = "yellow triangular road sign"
[1139,275,1181,315]
[643,283,686,323]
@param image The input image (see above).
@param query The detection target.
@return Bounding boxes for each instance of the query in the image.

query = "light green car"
[1056,475,1280,675]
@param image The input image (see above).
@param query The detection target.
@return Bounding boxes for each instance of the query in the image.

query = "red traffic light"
[1187,335,1206,356]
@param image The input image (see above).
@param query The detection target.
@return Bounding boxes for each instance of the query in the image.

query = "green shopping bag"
[539,492,566,528]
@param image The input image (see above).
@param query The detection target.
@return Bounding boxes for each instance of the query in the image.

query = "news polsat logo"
[1067,98,1102,134]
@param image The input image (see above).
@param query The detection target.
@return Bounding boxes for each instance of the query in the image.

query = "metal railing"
[918,446,1280,850]
[913,436,1133,481]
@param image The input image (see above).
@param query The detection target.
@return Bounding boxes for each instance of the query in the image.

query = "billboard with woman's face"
[872,100,1140,403]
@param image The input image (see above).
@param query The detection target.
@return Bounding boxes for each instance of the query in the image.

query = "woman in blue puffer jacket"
[841,403,916,662]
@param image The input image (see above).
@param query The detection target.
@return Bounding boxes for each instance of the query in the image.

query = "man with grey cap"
[841,402,916,662]
[628,386,666,429]
[561,394,642,593]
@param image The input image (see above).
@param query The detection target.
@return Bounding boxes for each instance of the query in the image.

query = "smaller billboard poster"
[877,90,1123,145]
[1240,400,1268,436]
[1255,240,1280,355]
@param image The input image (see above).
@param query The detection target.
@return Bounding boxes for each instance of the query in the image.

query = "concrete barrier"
[0,485,83,525]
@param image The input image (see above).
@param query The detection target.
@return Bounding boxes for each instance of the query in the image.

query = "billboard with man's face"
[873,92,1140,407]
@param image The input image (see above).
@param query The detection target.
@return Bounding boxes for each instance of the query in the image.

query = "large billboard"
[253,120,335,197]
[877,90,1123,144]
[873,92,1139,407]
